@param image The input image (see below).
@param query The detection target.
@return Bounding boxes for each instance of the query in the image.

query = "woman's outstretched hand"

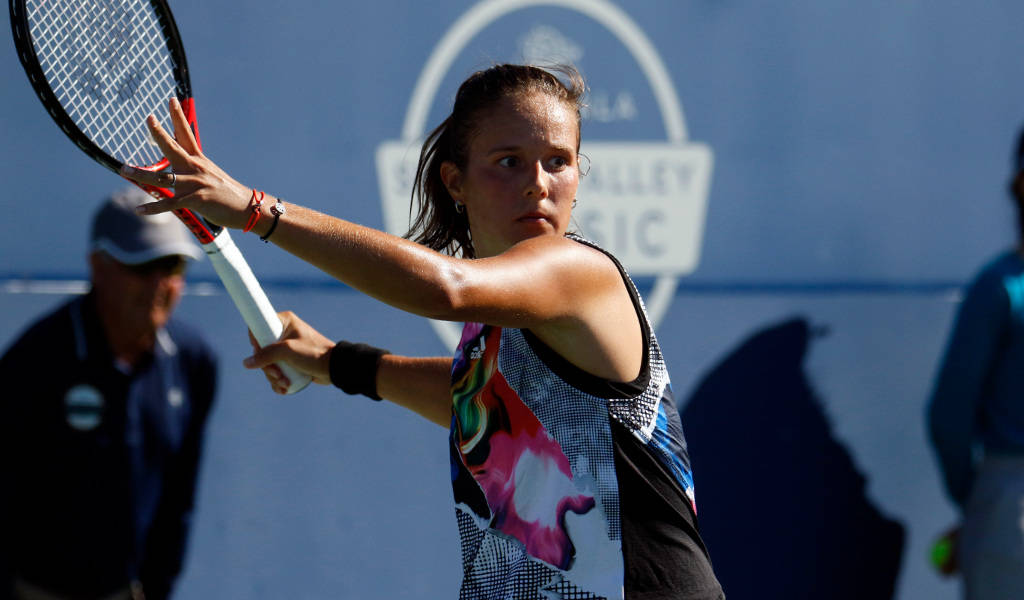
[243,311,335,394]
[119,97,255,229]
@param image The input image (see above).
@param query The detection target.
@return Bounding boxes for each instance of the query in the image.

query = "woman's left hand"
[243,311,336,394]
[119,97,256,230]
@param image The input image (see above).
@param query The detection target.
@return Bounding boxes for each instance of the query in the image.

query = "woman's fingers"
[119,165,188,189]
[118,105,198,195]
[129,193,184,216]
[168,97,201,156]
[125,100,199,178]
[118,100,257,230]
[260,360,290,395]
[244,337,296,370]
[244,341,299,394]
[245,331,296,394]
[144,114,190,166]
[242,312,334,386]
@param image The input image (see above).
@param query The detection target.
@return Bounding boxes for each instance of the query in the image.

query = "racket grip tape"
[202,230,311,394]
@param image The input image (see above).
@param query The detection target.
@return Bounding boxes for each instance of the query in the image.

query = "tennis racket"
[10,0,311,394]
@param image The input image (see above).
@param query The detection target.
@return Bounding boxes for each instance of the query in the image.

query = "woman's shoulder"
[507,233,622,276]
[557,233,629,271]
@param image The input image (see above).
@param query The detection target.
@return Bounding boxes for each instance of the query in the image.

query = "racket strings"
[25,0,181,168]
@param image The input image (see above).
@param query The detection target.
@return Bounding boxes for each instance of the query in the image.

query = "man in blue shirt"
[929,128,1024,599]
[1,188,218,600]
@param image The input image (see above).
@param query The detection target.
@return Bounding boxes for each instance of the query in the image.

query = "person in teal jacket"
[929,127,1024,599]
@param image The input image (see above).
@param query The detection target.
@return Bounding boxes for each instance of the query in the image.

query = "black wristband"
[329,341,389,400]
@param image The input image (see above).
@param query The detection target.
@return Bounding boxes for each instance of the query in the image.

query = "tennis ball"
[930,536,953,571]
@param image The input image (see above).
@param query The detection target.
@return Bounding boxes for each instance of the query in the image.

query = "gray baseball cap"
[90,187,203,265]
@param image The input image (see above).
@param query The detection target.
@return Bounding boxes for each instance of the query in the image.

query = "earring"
[572,198,577,209]
[578,153,591,177]
[454,201,465,214]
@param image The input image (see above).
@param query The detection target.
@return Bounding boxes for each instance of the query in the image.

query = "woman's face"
[442,91,580,258]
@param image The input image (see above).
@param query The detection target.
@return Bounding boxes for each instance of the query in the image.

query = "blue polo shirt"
[929,250,1024,509]
[1,293,217,599]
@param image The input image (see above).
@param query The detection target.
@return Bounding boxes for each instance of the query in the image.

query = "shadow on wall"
[680,316,905,600]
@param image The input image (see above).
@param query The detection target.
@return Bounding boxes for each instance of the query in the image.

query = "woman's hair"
[405,63,586,258]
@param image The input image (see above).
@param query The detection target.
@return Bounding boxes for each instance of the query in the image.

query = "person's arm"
[123,101,625,329]
[126,100,640,380]
[927,269,1008,509]
[245,312,452,427]
[375,355,453,427]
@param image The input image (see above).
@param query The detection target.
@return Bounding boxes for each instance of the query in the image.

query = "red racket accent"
[179,97,202,148]
[173,208,217,244]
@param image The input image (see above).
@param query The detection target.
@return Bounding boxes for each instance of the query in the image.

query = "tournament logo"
[376,0,713,349]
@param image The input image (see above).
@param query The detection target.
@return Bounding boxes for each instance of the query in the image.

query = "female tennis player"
[123,63,724,600]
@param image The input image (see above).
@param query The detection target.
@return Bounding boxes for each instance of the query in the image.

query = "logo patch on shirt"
[64,384,104,431]
[469,337,486,360]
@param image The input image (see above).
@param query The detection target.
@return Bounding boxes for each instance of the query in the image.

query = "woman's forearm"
[255,202,462,319]
[375,355,453,428]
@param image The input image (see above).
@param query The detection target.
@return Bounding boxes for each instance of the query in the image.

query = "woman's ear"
[440,161,464,202]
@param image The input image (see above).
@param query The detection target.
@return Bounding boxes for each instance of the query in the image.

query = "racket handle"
[202,230,312,394]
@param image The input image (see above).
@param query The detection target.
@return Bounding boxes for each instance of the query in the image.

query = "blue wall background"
[5,1,1024,598]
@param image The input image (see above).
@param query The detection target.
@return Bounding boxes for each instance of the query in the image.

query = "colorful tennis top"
[448,236,699,600]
